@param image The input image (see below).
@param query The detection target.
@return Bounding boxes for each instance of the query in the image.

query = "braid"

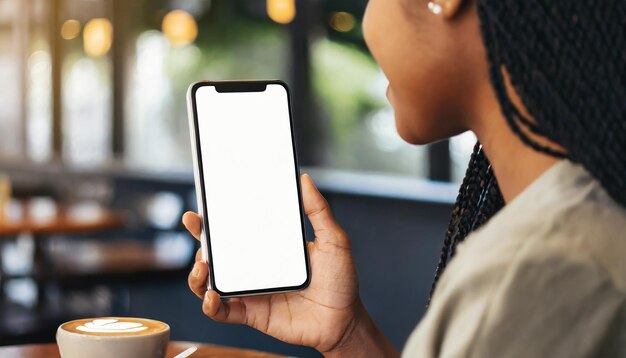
[428,0,625,305]
[427,142,504,307]
[478,0,626,205]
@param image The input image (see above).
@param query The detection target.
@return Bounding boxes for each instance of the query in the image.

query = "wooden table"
[0,210,126,307]
[0,211,125,236]
[0,341,285,357]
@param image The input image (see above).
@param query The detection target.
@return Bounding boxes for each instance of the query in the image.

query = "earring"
[428,1,443,15]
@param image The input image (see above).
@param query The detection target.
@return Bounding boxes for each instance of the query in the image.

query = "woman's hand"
[183,174,397,356]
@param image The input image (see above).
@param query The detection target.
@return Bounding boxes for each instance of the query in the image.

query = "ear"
[428,0,466,19]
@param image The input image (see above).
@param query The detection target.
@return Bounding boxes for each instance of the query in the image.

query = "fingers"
[185,213,206,299]
[188,260,209,299]
[301,174,337,232]
[202,290,247,324]
[182,211,202,242]
[301,174,350,248]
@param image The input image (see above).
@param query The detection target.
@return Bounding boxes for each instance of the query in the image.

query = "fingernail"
[192,263,200,277]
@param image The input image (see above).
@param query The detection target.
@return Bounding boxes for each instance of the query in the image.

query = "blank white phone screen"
[194,84,308,294]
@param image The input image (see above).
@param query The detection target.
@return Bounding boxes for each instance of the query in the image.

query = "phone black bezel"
[189,79,311,297]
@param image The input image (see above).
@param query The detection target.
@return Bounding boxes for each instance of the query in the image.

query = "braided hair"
[428,0,626,305]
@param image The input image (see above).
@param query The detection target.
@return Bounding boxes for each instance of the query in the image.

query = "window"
[125,1,290,171]
[311,35,428,177]
[60,0,113,166]
[0,0,474,183]
[0,0,26,159]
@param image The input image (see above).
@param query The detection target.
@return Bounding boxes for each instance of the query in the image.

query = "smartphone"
[187,80,311,297]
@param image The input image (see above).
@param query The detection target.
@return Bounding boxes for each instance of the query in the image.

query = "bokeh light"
[329,12,356,33]
[162,10,198,46]
[83,18,113,57]
[60,19,81,40]
[267,0,295,24]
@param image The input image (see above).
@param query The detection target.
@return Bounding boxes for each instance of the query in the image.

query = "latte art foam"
[77,319,148,333]
[61,317,168,336]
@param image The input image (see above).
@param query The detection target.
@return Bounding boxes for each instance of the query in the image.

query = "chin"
[394,113,441,145]
[397,127,430,145]
[394,109,467,146]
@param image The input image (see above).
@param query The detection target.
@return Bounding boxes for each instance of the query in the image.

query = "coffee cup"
[56,317,170,358]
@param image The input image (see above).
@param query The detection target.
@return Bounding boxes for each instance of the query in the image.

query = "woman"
[183,0,626,356]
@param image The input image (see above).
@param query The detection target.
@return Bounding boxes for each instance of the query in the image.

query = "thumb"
[300,173,350,249]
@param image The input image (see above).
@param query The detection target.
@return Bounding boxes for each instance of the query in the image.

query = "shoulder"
[404,235,626,358]
[403,161,626,357]
[458,159,626,289]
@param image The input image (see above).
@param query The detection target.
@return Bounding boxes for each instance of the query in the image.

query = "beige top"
[403,160,626,357]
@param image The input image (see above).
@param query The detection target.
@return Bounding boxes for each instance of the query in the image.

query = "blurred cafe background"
[0,0,476,356]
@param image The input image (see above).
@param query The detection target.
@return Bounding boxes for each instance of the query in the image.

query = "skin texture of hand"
[183,174,397,356]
